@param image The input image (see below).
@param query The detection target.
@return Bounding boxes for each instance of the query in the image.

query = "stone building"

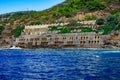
[15,22,105,49]
[15,25,48,48]
[15,31,105,48]
[40,33,104,48]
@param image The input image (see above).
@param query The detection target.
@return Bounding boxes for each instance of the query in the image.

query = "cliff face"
[0,0,120,28]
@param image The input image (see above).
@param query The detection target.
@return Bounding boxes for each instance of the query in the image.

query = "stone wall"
[15,32,105,48]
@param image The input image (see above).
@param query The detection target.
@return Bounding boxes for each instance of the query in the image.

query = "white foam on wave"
[95,55,100,58]
[103,50,120,53]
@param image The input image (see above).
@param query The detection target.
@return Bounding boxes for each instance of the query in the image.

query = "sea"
[0,49,120,80]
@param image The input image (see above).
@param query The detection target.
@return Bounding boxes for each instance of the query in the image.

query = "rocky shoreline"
[17,46,120,50]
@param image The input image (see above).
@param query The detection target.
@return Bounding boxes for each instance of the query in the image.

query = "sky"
[0,0,65,14]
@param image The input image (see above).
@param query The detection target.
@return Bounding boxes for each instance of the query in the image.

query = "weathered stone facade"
[1,27,12,47]
[15,24,105,48]
[40,33,105,48]
[15,23,120,49]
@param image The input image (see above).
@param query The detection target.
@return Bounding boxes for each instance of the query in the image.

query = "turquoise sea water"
[0,49,120,80]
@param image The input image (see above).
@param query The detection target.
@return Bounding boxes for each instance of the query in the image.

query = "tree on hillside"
[86,0,106,11]
[96,18,105,25]
[30,21,41,25]
[69,19,77,26]
[13,25,25,37]
[0,26,4,34]
[106,15,115,22]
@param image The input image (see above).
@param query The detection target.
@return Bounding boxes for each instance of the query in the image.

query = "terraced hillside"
[0,0,120,28]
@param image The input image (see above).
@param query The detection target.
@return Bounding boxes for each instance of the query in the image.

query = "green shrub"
[86,0,106,11]
[115,25,120,30]
[82,28,93,32]
[59,28,71,33]
[106,15,115,22]
[102,25,112,35]
[49,26,58,31]
[93,30,99,33]
[96,18,105,25]
[13,25,25,37]
[110,9,120,14]
[30,21,41,25]
[85,15,97,21]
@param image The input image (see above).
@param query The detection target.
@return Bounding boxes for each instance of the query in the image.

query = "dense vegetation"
[13,25,25,37]
[0,0,120,27]
[85,15,97,21]
[96,13,120,35]
[0,0,119,37]
[96,18,105,25]
[49,25,94,33]
[48,12,120,34]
